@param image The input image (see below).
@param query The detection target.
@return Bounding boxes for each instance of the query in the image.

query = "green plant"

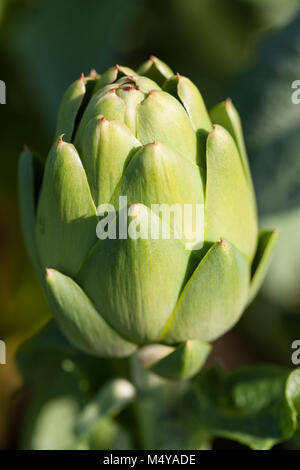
[18,57,278,380]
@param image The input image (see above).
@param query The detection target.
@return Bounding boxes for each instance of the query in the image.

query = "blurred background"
[1,0,300,450]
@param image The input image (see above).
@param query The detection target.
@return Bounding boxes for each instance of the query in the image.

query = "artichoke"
[18,56,278,379]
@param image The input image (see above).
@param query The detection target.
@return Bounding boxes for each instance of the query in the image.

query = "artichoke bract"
[18,56,278,379]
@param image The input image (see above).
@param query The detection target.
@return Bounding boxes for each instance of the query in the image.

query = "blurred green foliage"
[17,323,134,449]
[16,324,300,450]
[233,11,300,215]
[192,364,300,450]
[234,12,300,367]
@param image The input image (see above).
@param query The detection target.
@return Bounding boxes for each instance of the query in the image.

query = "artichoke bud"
[18,57,278,380]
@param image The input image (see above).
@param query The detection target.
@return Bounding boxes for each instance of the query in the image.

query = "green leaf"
[77,204,191,344]
[133,76,161,94]
[45,268,137,357]
[95,64,136,90]
[74,85,125,143]
[75,76,160,144]
[209,99,254,192]
[248,229,279,306]
[36,139,98,277]
[115,86,145,135]
[163,75,212,134]
[55,75,86,142]
[76,379,136,435]
[77,116,140,206]
[163,74,212,169]
[192,365,300,450]
[161,239,249,344]
[116,141,204,249]
[205,125,257,259]
[18,148,44,280]
[137,56,174,86]
[84,89,125,123]
[149,340,211,381]
[137,90,198,165]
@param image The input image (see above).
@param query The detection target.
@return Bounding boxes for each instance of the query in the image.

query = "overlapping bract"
[19,57,278,379]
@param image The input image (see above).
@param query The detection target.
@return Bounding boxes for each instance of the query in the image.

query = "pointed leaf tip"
[211,124,223,134]
[89,69,99,79]
[55,76,88,141]
[219,239,227,248]
[45,268,52,279]
[137,57,173,86]
[56,134,65,146]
